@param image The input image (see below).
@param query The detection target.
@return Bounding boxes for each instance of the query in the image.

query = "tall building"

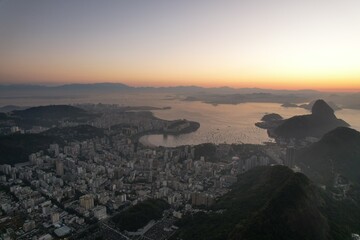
[23,220,36,232]
[148,158,153,183]
[92,205,107,220]
[50,144,60,157]
[237,158,245,173]
[80,194,94,210]
[191,192,215,207]
[56,160,64,176]
[41,201,52,216]
[285,147,296,168]
[51,212,60,224]
[245,156,257,172]
[10,126,20,133]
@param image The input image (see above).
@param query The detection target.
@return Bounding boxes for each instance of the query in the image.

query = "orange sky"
[0,1,359,92]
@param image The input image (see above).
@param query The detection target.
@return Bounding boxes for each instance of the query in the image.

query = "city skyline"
[1,1,360,239]
[1,0,360,91]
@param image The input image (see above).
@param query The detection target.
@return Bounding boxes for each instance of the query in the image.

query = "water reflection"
[142,101,360,147]
[1,92,359,147]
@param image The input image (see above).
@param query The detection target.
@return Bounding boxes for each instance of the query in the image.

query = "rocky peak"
[311,99,335,119]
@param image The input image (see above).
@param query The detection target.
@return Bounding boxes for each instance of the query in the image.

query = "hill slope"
[0,125,104,165]
[296,127,360,186]
[233,172,328,240]
[0,134,60,165]
[112,199,170,232]
[175,166,332,240]
[175,165,360,240]
[10,105,96,128]
[273,99,349,139]
[42,125,104,142]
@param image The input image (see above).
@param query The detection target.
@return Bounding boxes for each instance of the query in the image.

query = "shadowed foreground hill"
[174,166,360,240]
[112,199,170,232]
[273,100,349,139]
[296,127,360,186]
[0,134,59,165]
[0,125,104,165]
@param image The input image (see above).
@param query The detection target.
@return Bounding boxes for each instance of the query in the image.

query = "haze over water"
[142,101,305,146]
[1,92,359,147]
[143,100,360,147]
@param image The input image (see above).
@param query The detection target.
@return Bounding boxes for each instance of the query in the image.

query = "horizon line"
[0,81,359,93]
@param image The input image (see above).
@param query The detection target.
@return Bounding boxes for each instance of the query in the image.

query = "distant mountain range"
[0,83,359,109]
[0,82,322,94]
[0,83,131,94]
[185,92,309,104]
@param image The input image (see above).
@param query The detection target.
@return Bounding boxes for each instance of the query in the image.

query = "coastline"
[134,121,200,146]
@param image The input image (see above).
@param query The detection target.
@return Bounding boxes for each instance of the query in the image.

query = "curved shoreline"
[133,121,200,143]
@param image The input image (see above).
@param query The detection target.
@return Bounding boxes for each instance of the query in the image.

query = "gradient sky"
[0,0,359,91]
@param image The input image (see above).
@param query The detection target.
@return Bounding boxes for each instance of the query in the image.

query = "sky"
[0,0,359,91]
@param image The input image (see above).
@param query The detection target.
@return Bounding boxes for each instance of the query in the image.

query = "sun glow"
[0,1,359,91]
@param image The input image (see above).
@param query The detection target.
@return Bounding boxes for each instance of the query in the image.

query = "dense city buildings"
[0,103,330,239]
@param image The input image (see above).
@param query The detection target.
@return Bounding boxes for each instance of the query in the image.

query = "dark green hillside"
[112,199,170,231]
[194,143,217,162]
[42,125,104,142]
[0,113,7,119]
[0,125,104,165]
[10,105,97,128]
[175,166,329,240]
[12,105,86,119]
[174,166,360,240]
[296,127,360,186]
[233,172,329,240]
[0,134,59,165]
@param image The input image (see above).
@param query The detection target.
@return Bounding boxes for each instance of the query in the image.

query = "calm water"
[1,93,359,147]
[141,99,360,147]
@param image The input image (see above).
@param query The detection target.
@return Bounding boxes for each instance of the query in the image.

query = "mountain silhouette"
[273,99,349,139]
